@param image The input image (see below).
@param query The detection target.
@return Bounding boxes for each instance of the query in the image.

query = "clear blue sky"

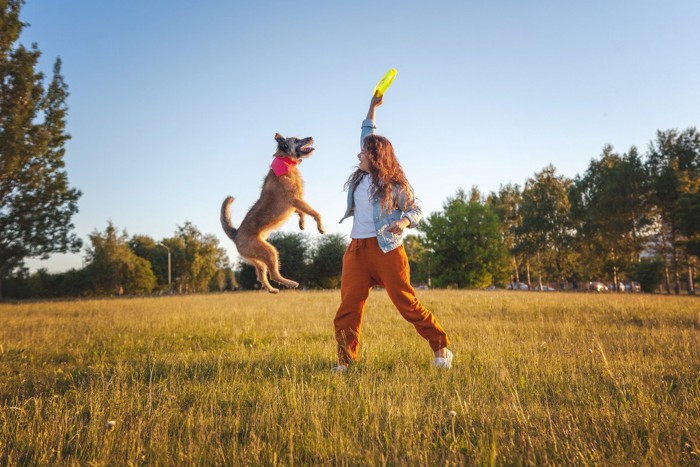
[19,0,699,272]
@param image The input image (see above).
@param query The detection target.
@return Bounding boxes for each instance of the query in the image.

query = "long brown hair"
[345,134,414,213]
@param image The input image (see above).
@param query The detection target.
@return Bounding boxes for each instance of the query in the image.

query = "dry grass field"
[1,290,699,465]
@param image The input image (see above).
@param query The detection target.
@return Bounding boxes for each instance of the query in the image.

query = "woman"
[332,93,453,372]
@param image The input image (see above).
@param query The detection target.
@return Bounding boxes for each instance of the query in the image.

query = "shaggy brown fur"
[220,133,324,293]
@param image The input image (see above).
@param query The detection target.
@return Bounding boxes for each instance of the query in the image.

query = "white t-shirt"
[350,174,377,238]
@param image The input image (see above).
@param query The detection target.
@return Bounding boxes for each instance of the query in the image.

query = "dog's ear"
[275,133,289,152]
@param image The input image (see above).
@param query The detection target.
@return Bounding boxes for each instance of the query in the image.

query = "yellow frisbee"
[373,68,397,97]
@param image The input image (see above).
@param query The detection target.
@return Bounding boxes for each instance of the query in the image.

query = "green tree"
[627,258,665,294]
[403,234,431,286]
[1,266,89,299]
[677,191,700,257]
[128,234,171,290]
[676,191,700,294]
[269,232,309,284]
[0,1,81,297]
[85,222,156,295]
[211,266,237,292]
[419,189,508,288]
[570,145,652,289]
[165,222,227,293]
[307,233,347,289]
[518,165,574,289]
[646,128,700,294]
[487,183,525,288]
[236,259,259,290]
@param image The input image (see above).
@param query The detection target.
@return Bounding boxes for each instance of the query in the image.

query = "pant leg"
[334,239,373,364]
[373,241,450,352]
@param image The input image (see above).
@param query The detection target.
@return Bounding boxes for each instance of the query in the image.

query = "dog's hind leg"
[246,257,279,294]
[241,239,298,292]
[256,239,299,290]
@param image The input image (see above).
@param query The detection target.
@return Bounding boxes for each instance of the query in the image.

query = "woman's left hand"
[387,218,410,235]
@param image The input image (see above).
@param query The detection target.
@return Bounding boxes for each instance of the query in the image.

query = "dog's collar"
[271,156,299,176]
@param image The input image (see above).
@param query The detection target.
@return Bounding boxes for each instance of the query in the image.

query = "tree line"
[2,223,351,298]
[408,128,699,294]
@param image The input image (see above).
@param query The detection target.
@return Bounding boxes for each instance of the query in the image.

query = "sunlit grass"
[1,291,699,464]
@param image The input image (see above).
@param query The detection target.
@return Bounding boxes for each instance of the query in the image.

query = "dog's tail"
[220,196,238,241]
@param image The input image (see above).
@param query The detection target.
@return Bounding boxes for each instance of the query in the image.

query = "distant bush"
[628,258,665,293]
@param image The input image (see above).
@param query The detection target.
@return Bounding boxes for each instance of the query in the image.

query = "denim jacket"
[338,118,423,253]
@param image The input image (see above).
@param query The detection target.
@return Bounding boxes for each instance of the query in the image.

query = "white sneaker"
[331,364,348,373]
[433,349,453,369]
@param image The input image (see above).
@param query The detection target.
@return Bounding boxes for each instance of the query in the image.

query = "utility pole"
[158,243,172,293]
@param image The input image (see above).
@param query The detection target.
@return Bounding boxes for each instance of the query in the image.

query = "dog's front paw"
[317,225,325,234]
[298,219,305,230]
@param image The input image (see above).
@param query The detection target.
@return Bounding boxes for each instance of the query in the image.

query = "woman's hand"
[370,92,383,108]
[387,217,410,235]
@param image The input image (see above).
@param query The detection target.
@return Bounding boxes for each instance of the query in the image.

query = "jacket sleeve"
[360,118,375,149]
[396,188,422,228]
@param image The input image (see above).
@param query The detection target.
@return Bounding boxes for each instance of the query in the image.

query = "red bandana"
[271,156,299,176]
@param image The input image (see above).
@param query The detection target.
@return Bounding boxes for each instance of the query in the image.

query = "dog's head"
[274,133,315,161]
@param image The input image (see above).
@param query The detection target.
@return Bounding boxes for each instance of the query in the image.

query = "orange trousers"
[333,237,450,365]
